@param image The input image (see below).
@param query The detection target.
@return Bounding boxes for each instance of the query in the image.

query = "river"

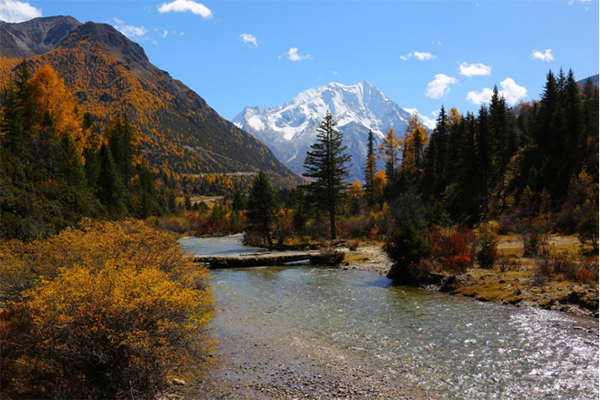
[180,236,599,399]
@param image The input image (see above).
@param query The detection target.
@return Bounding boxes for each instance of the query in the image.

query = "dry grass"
[344,253,371,264]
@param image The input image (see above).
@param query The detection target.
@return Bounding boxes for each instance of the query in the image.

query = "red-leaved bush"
[428,227,475,272]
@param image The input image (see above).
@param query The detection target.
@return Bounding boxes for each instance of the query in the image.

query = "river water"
[180,236,599,399]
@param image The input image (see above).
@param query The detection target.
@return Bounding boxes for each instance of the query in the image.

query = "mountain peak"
[0,15,81,59]
[59,22,150,68]
[232,81,413,182]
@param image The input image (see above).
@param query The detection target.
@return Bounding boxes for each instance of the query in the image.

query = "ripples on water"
[181,239,599,399]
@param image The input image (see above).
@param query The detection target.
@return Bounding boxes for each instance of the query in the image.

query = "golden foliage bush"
[0,219,214,399]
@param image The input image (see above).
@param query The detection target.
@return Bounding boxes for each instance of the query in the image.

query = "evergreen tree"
[385,192,429,283]
[422,106,448,200]
[303,112,351,240]
[98,143,126,216]
[84,132,101,190]
[58,131,86,189]
[364,130,377,206]
[246,171,279,246]
[108,114,139,186]
[0,84,26,157]
[476,105,492,210]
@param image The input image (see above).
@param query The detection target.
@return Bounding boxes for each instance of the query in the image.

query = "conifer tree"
[246,171,279,246]
[364,130,377,206]
[98,143,126,216]
[303,112,351,240]
[0,84,26,156]
[422,106,448,200]
[83,129,101,190]
[58,131,86,189]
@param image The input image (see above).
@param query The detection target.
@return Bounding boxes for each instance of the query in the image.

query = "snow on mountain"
[232,81,415,182]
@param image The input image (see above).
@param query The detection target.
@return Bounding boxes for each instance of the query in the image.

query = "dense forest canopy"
[0,61,164,239]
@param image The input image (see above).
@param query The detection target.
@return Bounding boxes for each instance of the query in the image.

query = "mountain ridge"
[233,81,414,182]
[0,16,300,187]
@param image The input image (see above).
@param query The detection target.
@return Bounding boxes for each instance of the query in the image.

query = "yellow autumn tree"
[0,219,214,399]
[379,128,401,177]
[373,170,388,203]
[401,114,429,175]
[24,64,88,155]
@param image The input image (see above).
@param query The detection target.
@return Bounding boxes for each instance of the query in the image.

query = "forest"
[0,61,175,240]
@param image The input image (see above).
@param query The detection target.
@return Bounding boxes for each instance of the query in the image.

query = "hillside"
[0,16,300,187]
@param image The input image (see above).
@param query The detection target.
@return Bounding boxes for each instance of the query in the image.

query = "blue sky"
[1,0,598,126]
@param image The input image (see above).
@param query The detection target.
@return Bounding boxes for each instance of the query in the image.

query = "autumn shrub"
[497,254,519,273]
[533,249,554,285]
[275,212,294,246]
[476,224,499,269]
[574,259,599,284]
[516,213,551,257]
[428,226,475,273]
[336,215,371,238]
[0,219,214,399]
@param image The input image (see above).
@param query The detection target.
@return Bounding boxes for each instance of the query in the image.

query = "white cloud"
[0,0,41,23]
[403,108,437,130]
[425,74,458,99]
[152,40,159,46]
[458,62,492,77]
[240,33,258,47]
[112,18,149,40]
[400,51,436,61]
[157,0,212,18]
[287,47,312,62]
[333,70,338,75]
[161,30,168,38]
[531,49,554,62]
[466,77,527,106]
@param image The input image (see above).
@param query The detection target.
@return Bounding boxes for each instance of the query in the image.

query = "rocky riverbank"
[342,242,599,318]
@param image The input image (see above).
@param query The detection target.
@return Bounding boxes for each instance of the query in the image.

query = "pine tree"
[303,112,351,240]
[246,171,279,246]
[0,84,26,156]
[364,130,377,206]
[422,106,448,200]
[58,131,86,189]
[98,143,126,216]
[84,132,101,190]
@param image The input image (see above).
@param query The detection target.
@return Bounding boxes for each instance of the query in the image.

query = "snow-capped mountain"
[232,81,415,182]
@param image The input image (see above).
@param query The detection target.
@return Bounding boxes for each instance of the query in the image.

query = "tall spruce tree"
[364,130,377,206]
[246,171,279,246]
[303,111,351,240]
[98,143,126,216]
[58,131,86,189]
[0,84,26,157]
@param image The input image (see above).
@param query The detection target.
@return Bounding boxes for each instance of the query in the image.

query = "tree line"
[243,69,598,278]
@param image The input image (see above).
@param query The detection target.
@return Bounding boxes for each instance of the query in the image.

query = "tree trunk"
[329,206,336,240]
